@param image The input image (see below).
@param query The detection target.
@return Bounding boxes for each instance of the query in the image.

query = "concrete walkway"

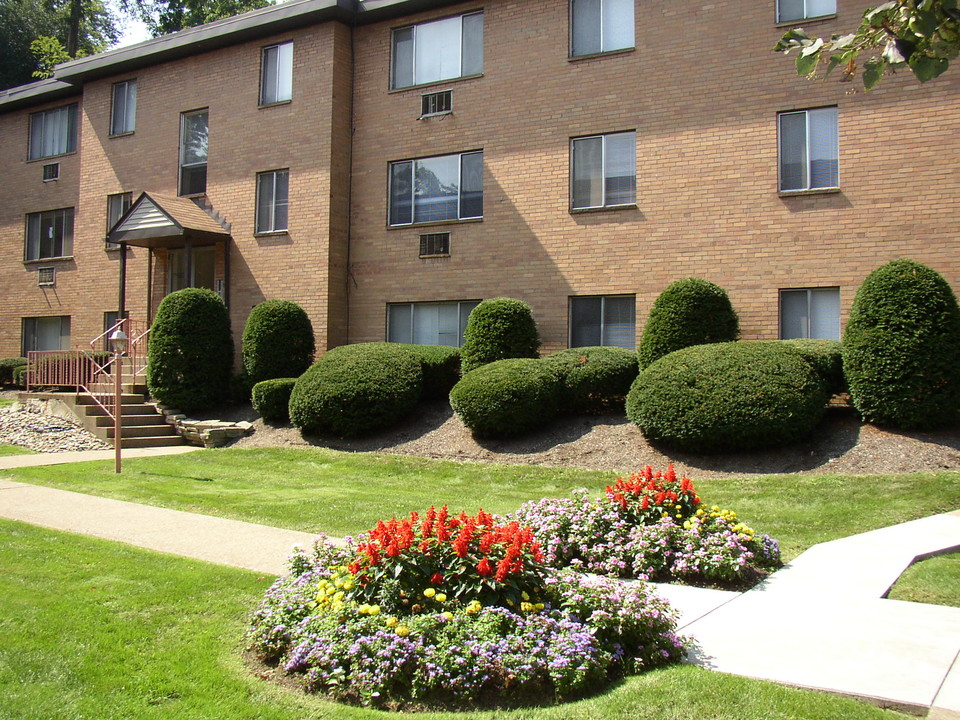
[0,447,958,715]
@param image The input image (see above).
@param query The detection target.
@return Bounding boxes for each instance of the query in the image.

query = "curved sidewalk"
[0,448,958,716]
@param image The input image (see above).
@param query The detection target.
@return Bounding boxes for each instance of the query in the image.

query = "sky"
[109,0,153,48]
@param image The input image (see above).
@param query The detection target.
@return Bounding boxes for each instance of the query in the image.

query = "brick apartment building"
[1,0,958,362]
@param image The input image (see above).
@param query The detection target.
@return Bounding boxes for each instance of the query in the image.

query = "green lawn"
[0,443,34,456]
[4,447,959,561]
[888,550,960,607]
[0,397,15,409]
[0,518,909,720]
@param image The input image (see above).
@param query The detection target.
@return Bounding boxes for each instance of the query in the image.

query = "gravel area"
[0,393,110,453]
[229,400,960,479]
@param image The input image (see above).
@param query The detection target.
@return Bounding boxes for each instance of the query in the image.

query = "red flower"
[430,572,444,585]
[477,557,493,576]
[495,558,511,583]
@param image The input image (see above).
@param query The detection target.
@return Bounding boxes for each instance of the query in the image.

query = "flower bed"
[506,465,781,587]
[248,509,687,709]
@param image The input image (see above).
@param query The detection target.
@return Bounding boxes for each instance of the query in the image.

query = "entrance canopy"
[107,192,230,248]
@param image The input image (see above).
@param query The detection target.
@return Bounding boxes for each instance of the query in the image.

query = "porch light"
[109,329,128,354]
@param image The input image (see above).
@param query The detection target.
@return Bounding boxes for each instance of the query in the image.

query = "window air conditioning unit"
[38,267,55,286]
[420,90,452,118]
[419,232,450,257]
[42,163,60,182]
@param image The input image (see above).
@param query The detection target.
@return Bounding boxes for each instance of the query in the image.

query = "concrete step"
[119,435,184,448]
[91,414,169,427]
[80,403,161,417]
[104,424,178,439]
[76,393,144,405]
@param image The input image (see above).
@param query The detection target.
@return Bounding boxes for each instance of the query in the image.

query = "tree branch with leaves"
[775,0,960,89]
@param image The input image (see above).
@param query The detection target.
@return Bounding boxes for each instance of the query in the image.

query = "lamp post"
[109,328,128,474]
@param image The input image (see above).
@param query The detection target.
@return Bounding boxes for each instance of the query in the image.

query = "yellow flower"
[369,604,381,616]
[423,588,436,598]
[521,591,530,601]
[435,593,447,603]
[342,580,354,591]
[396,625,410,637]
[534,603,545,611]
[385,616,398,627]
[520,602,533,612]
[442,611,453,620]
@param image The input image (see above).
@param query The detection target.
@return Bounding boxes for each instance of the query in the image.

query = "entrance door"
[168,247,215,293]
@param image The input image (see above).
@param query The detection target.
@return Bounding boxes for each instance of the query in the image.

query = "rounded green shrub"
[147,288,234,414]
[459,298,541,374]
[544,346,639,414]
[777,339,846,396]
[843,259,960,429]
[252,378,297,423]
[12,364,27,388]
[241,299,315,385]
[450,358,562,438]
[626,342,829,453]
[394,344,461,400]
[0,357,28,385]
[289,343,423,437]
[637,278,740,369]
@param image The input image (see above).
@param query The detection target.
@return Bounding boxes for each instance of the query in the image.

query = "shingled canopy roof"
[107,192,230,249]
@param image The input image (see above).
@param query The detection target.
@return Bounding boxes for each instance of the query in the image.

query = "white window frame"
[570,0,635,58]
[22,316,71,355]
[778,107,839,192]
[779,287,841,341]
[391,11,484,90]
[776,0,836,23]
[260,42,293,105]
[110,79,137,136]
[179,109,209,196]
[28,104,77,160]
[387,300,480,347]
[570,131,637,210]
[25,208,74,261]
[255,169,290,233]
[569,294,637,350]
[388,150,483,226]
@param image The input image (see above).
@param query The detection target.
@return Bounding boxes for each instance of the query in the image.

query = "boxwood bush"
[0,357,27,386]
[544,346,639,414]
[459,298,540,374]
[637,278,740,369]
[843,259,960,429]
[251,378,297,423]
[12,364,27,388]
[626,341,829,453]
[393,344,461,400]
[289,343,423,437]
[450,358,562,438]
[242,299,315,385]
[147,288,233,414]
[777,339,846,396]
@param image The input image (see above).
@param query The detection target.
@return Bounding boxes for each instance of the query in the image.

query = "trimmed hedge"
[241,300,315,385]
[289,343,423,437]
[394,344,461,400]
[0,357,28,385]
[626,342,829,453]
[450,358,562,438]
[544,346,639,414]
[252,378,297,423]
[637,278,740,369]
[147,288,234,414]
[459,298,541,374]
[843,259,960,429]
[777,339,846,396]
[12,364,27,388]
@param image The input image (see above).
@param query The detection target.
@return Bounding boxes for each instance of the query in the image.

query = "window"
[260,42,293,105]
[777,0,836,23]
[389,151,483,226]
[168,247,215,293]
[388,300,480,347]
[571,0,634,57]
[391,12,483,89]
[780,288,840,341]
[571,131,636,209]
[110,79,137,135]
[570,295,636,349]
[106,192,132,249]
[179,109,208,196]
[28,104,77,160]
[778,107,838,192]
[256,169,289,233]
[25,208,74,261]
[22,316,71,355]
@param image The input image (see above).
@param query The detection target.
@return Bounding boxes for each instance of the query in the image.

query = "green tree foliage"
[0,0,118,89]
[637,278,740,370]
[459,298,541,374]
[843,259,960,429]
[775,0,960,90]
[121,0,269,37]
[241,299,315,386]
[147,288,234,414]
